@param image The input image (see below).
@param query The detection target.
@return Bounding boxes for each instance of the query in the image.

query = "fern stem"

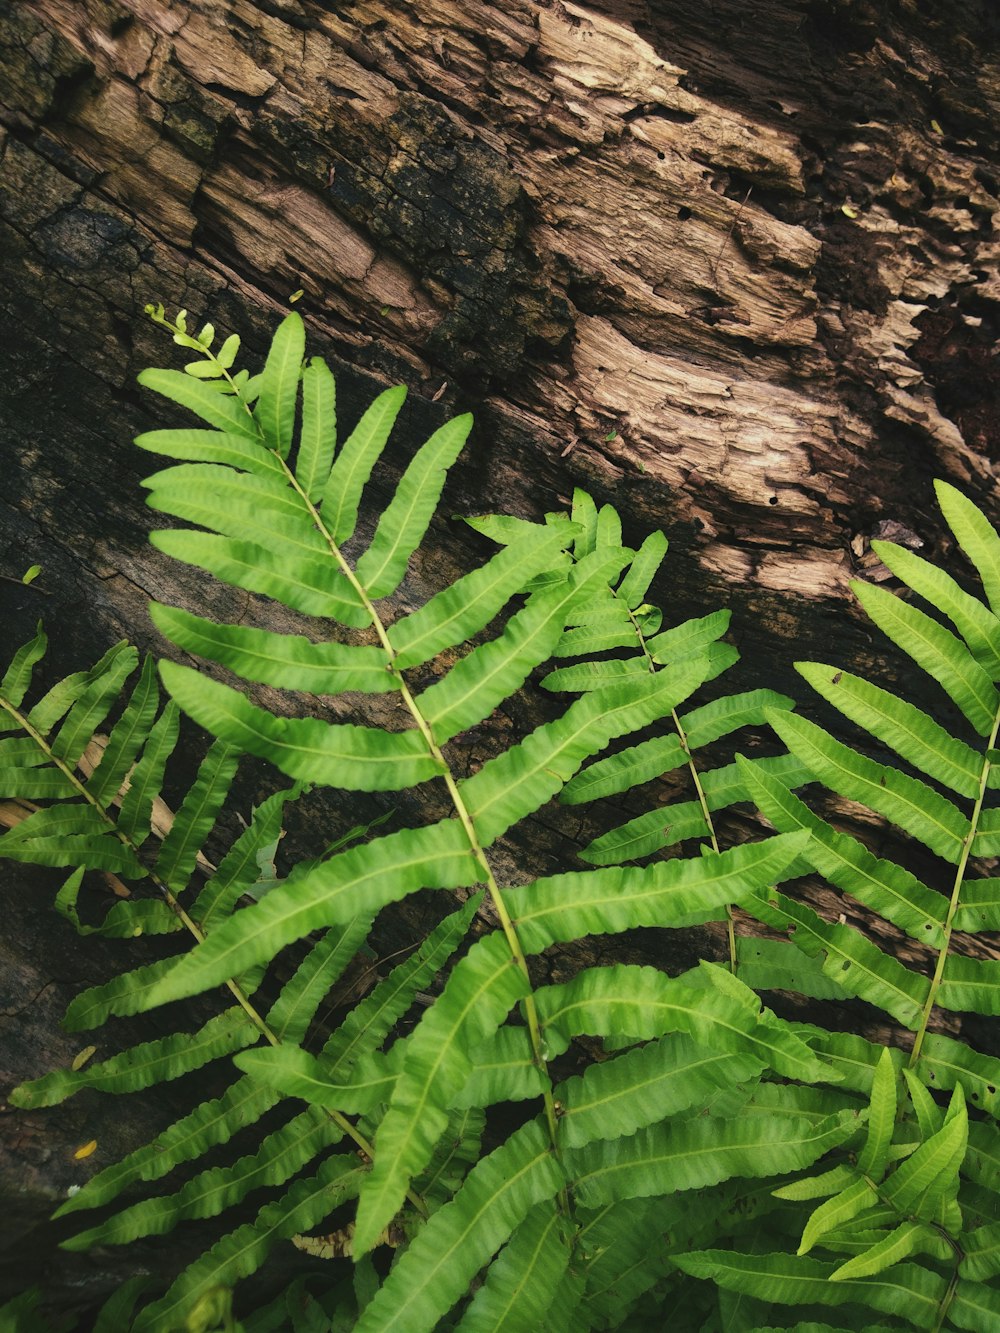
[618,600,737,972]
[275,460,568,1189]
[910,700,1000,1067]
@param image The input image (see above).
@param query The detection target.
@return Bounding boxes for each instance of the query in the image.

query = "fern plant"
[2,307,846,1331]
[668,481,1000,1330]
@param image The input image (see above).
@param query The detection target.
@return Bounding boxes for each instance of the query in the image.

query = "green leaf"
[56,872,180,944]
[355,413,472,599]
[135,429,285,478]
[183,359,223,379]
[747,888,929,1029]
[856,1048,897,1179]
[562,688,795,806]
[772,1163,859,1202]
[766,708,968,863]
[616,530,668,608]
[735,938,852,1001]
[158,661,441,791]
[950,1278,1000,1332]
[116,699,179,843]
[581,752,813,864]
[267,915,374,1044]
[321,384,407,544]
[852,578,999,736]
[571,489,599,557]
[138,368,260,438]
[903,1031,1000,1118]
[355,1121,565,1333]
[829,1221,934,1281]
[254,312,305,457]
[796,661,983,798]
[151,530,371,625]
[672,1250,947,1328]
[92,1278,156,1333]
[10,1008,259,1107]
[463,511,575,548]
[798,1176,878,1255]
[194,786,298,930]
[936,479,1000,618]
[971,806,1000,855]
[959,1221,1000,1281]
[453,1201,569,1333]
[155,739,238,892]
[954,875,1000,931]
[553,603,638,657]
[388,527,569,671]
[535,962,832,1083]
[141,821,482,1006]
[595,501,622,549]
[0,625,47,708]
[417,587,567,744]
[574,1198,672,1327]
[296,356,337,502]
[0,803,142,874]
[355,932,529,1253]
[150,604,396,694]
[557,1033,764,1150]
[216,332,240,368]
[903,1067,943,1140]
[509,833,810,953]
[540,657,650,693]
[63,954,195,1029]
[938,953,1000,1015]
[26,648,114,734]
[567,1108,856,1209]
[647,609,731,664]
[86,657,161,806]
[560,731,689,804]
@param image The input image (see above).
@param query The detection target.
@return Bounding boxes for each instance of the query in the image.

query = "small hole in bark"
[677,206,692,220]
[657,151,665,160]
[768,496,778,506]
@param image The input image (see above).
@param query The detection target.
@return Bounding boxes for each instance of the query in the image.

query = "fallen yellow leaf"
[74,1140,98,1160]
[71,1046,97,1071]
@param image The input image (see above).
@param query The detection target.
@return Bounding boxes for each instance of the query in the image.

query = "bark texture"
[1,0,999,1313]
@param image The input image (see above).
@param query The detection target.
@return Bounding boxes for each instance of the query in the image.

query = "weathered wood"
[2,0,999,1314]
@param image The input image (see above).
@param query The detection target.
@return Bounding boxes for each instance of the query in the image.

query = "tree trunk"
[2,0,998,1313]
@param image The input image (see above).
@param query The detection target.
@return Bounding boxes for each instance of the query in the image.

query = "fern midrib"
[275,455,567,1163]
[910,697,1000,1067]
[613,582,736,971]
[0,688,394,1190]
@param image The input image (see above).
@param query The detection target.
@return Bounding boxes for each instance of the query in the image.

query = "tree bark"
[2,0,999,1313]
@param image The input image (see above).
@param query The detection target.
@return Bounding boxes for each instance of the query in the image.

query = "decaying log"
[2,0,999,1313]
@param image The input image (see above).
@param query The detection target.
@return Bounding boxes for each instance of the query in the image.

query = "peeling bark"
[2,0,1000,1313]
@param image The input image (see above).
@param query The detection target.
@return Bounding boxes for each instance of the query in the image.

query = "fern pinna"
[3,308,843,1331]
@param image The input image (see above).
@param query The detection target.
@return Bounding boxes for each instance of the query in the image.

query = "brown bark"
[1,0,999,1313]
